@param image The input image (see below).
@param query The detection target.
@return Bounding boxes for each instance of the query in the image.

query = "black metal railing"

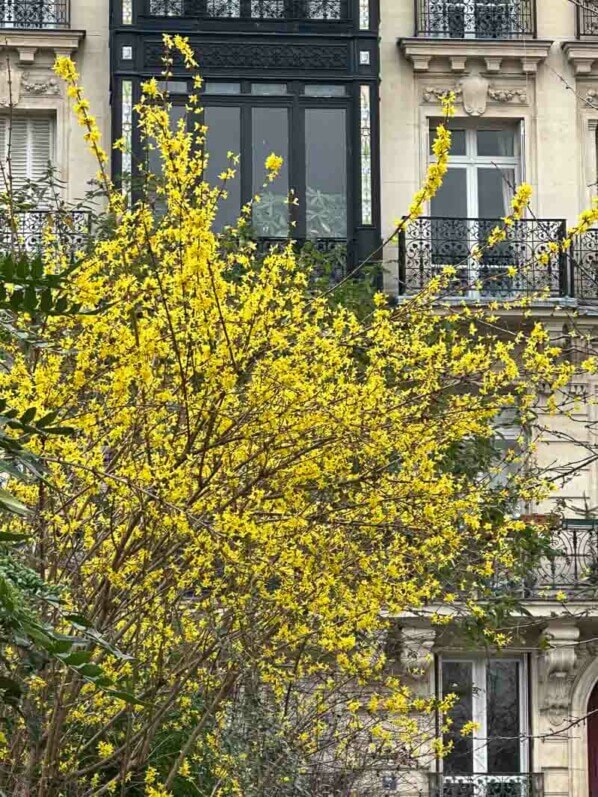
[146,0,349,20]
[415,0,535,39]
[527,519,598,598]
[398,217,567,299]
[429,774,544,797]
[0,211,91,254]
[572,228,598,301]
[0,0,70,29]
[577,0,598,37]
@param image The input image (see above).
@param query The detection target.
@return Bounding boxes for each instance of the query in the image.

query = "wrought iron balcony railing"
[429,773,544,797]
[527,519,598,599]
[572,228,598,301]
[0,210,91,254]
[146,0,349,20]
[577,0,598,37]
[0,0,70,29]
[398,217,568,299]
[415,0,535,39]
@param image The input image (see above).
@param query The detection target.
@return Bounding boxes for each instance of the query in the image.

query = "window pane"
[252,108,289,237]
[306,108,347,239]
[304,85,346,97]
[477,129,515,157]
[431,128,465,157]
[431,168,468,218]
[205,106,241,231]
[157,81,188,94]
[487,661,521,774]
[442,661,474,775]
[251,84,287,95]
[204,82,241,95]
[477,168,515,218]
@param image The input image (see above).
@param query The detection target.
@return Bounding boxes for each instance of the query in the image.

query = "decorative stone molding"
[487,87,528,104]
[539,622,580,724]
[21,72,60,97]
[0,67,21,107]
[399,628,435,680]
[422,82,528,114]
[563,41,598,76]
[400,39,552,75]
[0,31,85,66]
[585,88,598,108]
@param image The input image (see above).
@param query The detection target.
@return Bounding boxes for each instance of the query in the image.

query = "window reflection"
[252,108,289,237]
[306,108,347,238]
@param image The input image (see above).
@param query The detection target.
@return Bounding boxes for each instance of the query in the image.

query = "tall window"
[0,116,54,190]
[441,658,528,779]
[428,123,522,295]
[201,81,350,239]
[430,124,520,222]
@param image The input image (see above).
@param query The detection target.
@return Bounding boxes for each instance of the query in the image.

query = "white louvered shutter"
[9,118,30,189]
[30,117,52,183]
[0,116,53,190]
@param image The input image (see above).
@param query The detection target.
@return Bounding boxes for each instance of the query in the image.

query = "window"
[428,123,522,296]
[424,0,531,39]
[198,82,350,239]
[147,0,348,20]
[441,658,528,780]
[430,125,520,221]
[1,0,66,29]
[0,116,54,190]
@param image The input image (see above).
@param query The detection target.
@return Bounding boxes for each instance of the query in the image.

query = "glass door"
[429,125,520,297]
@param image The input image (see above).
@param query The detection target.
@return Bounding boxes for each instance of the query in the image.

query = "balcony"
[398,217,568,300]
[428,774,544,797]
[0,0,70,29]
[145,0,349,20]
[577,1,598,37]
[527,519,598,599]
[0,210,91,254]
[414,0,535,39]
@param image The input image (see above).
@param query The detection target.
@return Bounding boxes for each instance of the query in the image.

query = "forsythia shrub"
[0,37,580,797]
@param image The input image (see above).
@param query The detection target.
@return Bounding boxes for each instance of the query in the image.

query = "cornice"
[0,29,85,64]
[563,40,598,76]
[399,37,552,74]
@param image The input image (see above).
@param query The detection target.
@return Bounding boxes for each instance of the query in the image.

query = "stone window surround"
[0,30,84,201]
[417,103,536,218]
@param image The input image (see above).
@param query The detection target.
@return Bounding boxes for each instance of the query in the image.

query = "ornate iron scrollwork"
[399,216,566,299]
[415,0,534,39]
[0,0,69,28]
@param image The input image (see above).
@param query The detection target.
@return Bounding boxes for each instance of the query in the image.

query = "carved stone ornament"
[0,67,21,107]
[459,66,489,116]
[423,83,527,114]
[399,628,435,680]
[21,71,60,96]
[539,622,580,724]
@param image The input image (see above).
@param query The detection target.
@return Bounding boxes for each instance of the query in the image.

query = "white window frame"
[431,124,521,220]
[439,656,529,779]
[427,122,523,297]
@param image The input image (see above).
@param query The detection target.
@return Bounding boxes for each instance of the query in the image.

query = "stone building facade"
[0,0,109,202]
[381,3,598,797]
